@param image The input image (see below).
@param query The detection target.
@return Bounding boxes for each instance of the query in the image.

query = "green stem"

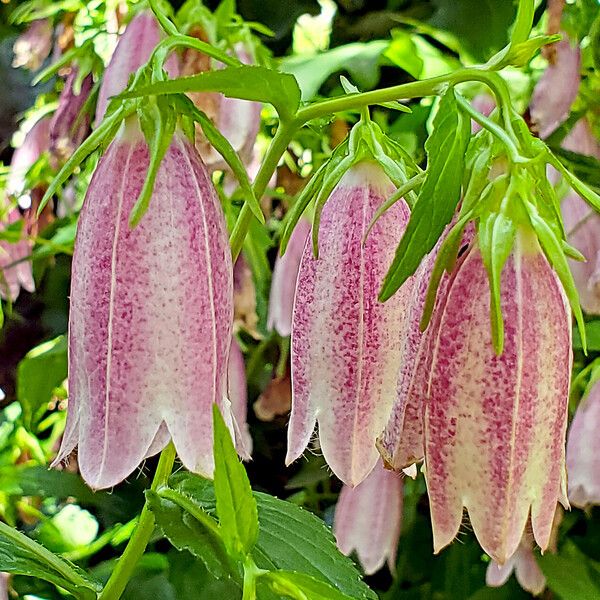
[99,443,177,600]
[511,0,535,46]
[230,123,296,260]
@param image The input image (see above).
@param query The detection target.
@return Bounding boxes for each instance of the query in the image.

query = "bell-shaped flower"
[334,459,403,575]
[530,36,580,139]
[566,378,600,507]
[268,218,311,336]
[560,119,600,315]
[54,119,235,489]
[424,229,571,563]
[227,337,252,456]
[96,10,179,124]
[286,161,414,486]
[0,117,51,300]
[470,94,495,133]
[49,68,92,163]
[12,19,53,71]
[486,530,546,596]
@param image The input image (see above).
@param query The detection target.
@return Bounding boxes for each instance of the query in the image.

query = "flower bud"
[268,218,311,337]
[55,119,235,489]
[334,459,403,575]
[96,10,179,124]
[425,229,571,563]
[286,161,415,486]
[566,378,600,507]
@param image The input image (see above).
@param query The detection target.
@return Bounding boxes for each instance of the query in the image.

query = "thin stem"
[229,123,295,260]
[99,443,177,600]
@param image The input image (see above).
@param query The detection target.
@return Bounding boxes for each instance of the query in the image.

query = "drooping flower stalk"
[268,218,311,337]
[55,118,235,489]
[287,161,414,486]
[95,10,179,124]
[566,377,600,507]
[486,530,546,596]
[424,228,571,563]
[334,459,403,575]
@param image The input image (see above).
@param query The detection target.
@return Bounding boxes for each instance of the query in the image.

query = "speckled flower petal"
[567,379,600,507]
[268,218,311,337]
[530,36,580,139]
[334,459,403,575]
[287,162,413,486]
[57,121,233,489]
[96,11,179,124]
[560,119,600,315]
[228,337,253,456]
[425,231,571,563]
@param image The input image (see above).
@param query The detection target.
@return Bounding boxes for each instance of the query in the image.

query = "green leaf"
[212,404,259,559]
[262,571,355,600]
[573,321,600,351]
[17,336,67,429]
[190,104,264,224]
[379,87,469,301]
[120,66,301,122]
[281,41,388,101]
[129,98,177,227]
[165,473,377,600]
[538,542,600,600]
[146,489,234,580]
[0,520,100,599]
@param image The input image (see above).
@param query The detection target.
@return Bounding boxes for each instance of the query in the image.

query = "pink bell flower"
[12,19,53,71]
[54,119,235,489]
[286,161,415,486]
[424,229,571,563]
[530,36,580,139]
[96,10,179,125]
[227,337,253,456]
[566,378,600,507]
[334,459,403,575]
[268,218,311,337]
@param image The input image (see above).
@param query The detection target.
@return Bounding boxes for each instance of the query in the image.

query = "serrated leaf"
[166,473,377,600]
[120,66,301,122]
[146,489,234,581]
[379,87,469,301]
[0,520,100,599]
[17,336,67,429]
[212,404,258,559]
[263,571,355,600]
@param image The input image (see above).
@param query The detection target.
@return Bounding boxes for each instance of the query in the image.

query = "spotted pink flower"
[12,19,53,71]
[560,119,600,315]
[268,218,311,337]
[227,337,252,457]
[334,459,403,575]
[566,378,600,507]
[286,161,414,486]
[424,229,571,563]
[55,119,234,489]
